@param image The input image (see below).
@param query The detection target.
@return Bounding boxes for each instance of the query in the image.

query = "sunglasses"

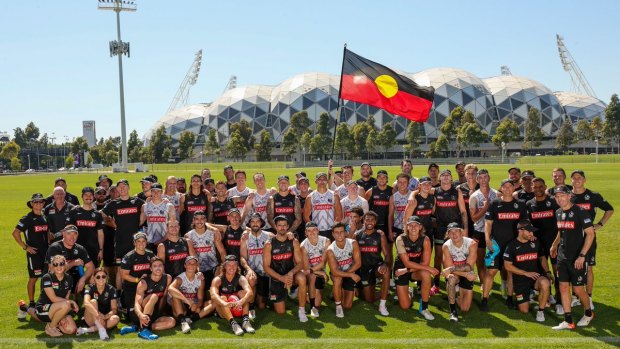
[518,227,531,231]
[52,262,66,267]
[32,200,45,204]
[95,275,106,280]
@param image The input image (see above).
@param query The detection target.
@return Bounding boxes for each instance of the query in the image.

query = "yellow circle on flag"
[374,74,398,98]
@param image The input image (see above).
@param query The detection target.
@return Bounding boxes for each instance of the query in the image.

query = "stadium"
[144,68,607,150]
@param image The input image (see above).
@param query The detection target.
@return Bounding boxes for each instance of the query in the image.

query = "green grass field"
[1,161,619,348]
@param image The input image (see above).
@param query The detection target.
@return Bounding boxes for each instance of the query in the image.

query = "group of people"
[12,161,613,340]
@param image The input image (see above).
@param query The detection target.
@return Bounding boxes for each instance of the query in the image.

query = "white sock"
[94,320,105,331]
[299,307,305,312]
[501,280,506,290]
[379,299,386,307]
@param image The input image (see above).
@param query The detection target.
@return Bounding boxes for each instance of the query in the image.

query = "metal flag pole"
[330,43,347,159]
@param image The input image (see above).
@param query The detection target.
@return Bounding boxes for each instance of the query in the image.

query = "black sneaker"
[505,297,516,309]
[479,300,489,312]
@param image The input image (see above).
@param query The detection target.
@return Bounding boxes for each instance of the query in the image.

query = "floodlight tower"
[98,0,137,172]
[223,75,237,93]
[167,50,203,113]
[500,65,512,76]
[556,34,597,97]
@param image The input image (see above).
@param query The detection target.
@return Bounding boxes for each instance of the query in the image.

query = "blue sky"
[1,0,618,142]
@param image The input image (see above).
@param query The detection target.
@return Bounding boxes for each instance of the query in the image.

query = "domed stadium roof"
[554,91,606,123]
[144,103,209,146]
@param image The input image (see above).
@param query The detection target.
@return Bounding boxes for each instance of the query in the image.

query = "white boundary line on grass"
[0,337,619,345]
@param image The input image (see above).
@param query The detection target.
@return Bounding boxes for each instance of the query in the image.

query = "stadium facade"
[144,69,606,148]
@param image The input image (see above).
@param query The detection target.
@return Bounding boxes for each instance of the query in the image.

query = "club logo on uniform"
[92,212,96,218]
[530,242,535,248]
[514,203,518,209]
[585,194,590,200]
[562,213,566,219]
[546,201,551,207]
[569,211,574,218]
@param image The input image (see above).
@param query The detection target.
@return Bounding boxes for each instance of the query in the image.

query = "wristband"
[597,221,604,227]
[579,253,586,258]
[135,277,140,283]
[23,245,27,251]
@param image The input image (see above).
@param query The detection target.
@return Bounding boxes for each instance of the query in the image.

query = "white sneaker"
[298,308,308,323]
[420,309,435,321]
[393,294,399,301]
[248,309,256,320]
[449,312,458,322]
[310,307,320,318]
[98,327,109,341]
[577,313,594,327]
[589,297,595,310]
[231,321,244,336]
[242,320,255,333]
[184,317,193,325]
[17,309,28,319]
[548,295,557,305]
[335,305,344,318]
[570,295,581,307]
[289,288,298,300]
[552,321,575,330]
[536,311,545,322]
[76,327,90,336]
[181,321,191,334]
[555,304,565,315]
[378,304,389,316]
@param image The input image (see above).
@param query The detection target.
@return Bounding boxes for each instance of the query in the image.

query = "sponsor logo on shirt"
[187,205,206,212]
[182,292,197,299]
[309,256,322,264]
[255,206,267,212]
[76,220,97,227]
[226,240,241,247]
[117,207,138,215]
[169,252,188,261]
[248,248,263,256]
[275,207,294,214]
[314,204,333,211]
[516,252,538,262]
[147,216,166,223]
[360,246,379,253]
[374,200,389,206]
[272,252,293,261]
[338,258,352,266]
[34,225,48,232]
[407,252,421,258]
[557,221,576,229]
[133,263,150,271]
[498,212,520,220]
[395,205,406,212]
[436,201,457,208]
[416,209,432,216]
[531,210,554,219]
[576,203,591,211]
[195,246,212,253]
[215,210,228,217]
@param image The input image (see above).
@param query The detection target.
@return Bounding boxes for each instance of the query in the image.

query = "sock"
[299,306,305,312]
[421,301,428,311]
[565,313,573,324]
[481,297,488,304]
[588,293,592,297]
[433,276,440,287]
[449,303,457,313]
[585,309,593,317]
[501,280,506,290]
[229,319,236,326]
[249,303,255,311]
[242,315,250,323]
[29,300,35,307]
[310,298,316,308]
[94,320,105,331]
[335,301,342,307]
[379,299,386,307]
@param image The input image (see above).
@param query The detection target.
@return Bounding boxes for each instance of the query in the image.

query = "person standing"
[180,174,210,234]
[140,183,176,251]
[267,175,302,234]
[68,187,105,267]
[304,172,342,239]
[44,186,75,243]
[356,162,377,192]
[365,170,392,237]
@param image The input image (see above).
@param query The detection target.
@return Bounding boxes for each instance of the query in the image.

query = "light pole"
[27,154,30,170]
[50,133,56,169]
[501,141,506,163]
[200,151,203,168]
[595,132,600,164]
[98,0,136,172]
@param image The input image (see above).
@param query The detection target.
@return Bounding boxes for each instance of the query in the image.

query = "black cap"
[334,170,343,175]
[315,172,328,180]
[477,169,489,176]
[521,170,535,178]
[148,174,158,182]
[54,177,66,185]
[305,222,318,229]
[62,224,78,234]
[228,208,241,216]
[428,163,439,170]
[508,167,521,173]
[204,178,215,185]
[278,175,290,182]
[500,178,514,186]
[82,187,95,195]
[446,222,462,232]
[96,175,113,187]
[273,215,289,224]
[140,176,155,183]
[455,161,465,167]
[419,176,431,183]
[27,193,45,208]
[116,179,129,186]
[377,170,388,177]
[224,254,238,263]
[571,170,586,178]
[517,219,537,232]
[407,216,423,225]
[554,185,571,194]
[177,177,186,183]
[440,169,452,176]
[150,183,163,190]
[296,171,307,178]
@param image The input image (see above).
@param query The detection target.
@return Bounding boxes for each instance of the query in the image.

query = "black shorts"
[557,259,587,286]
[434,227,447,245]
[85,247,100,267]
[26,252,46,278]
[103,230,115,267]
[487,243,507,270]
[319,230,332,239]
[256,275,270,298]
[457,276,474,290]
[394,271,414,286]
[313,275,325,290]
[122,283,138,313]
[35,303,53,322]
[587,244,596,266]
[357,264,381,287]
[472,230,486,248]
[330,273,356,292]
[202,269,216,298]
[389,227,403,243]
[537,233,557,265]
[269,278,287,303]
[513,278,536,305]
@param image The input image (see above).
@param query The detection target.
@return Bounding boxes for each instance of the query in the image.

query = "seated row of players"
[14,162,613,336]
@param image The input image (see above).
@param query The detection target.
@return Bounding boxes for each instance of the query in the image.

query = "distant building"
[0,131,10,145]
[83,120,96,147]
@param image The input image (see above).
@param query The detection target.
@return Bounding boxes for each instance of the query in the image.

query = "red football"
[227,295,243,317]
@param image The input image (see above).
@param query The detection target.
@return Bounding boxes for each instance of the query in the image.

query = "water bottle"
[77,265,85,277]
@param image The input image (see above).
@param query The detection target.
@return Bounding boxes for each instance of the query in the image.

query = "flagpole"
[330,43,347,159]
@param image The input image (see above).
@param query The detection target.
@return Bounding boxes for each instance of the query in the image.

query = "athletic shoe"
[17,300,28,319]
[76,327,90,336]
[420,309,435,321]
[181,320,191,334]
[98,327,109,341]
[552,321,575,330]
[231,321,244,336]
[298,308,308,322]
[335,305,344,318]
[120,325,138,335]
[548,295,557,305]
[589,297,595,310]
[289,287,298,300]
[138,328,159,340]
[310,307,320,318]
[45,324,63,337]
[505,297,516,309]
[429,285,440,296]
[248,309,256,320]
[555,304,565,315]
[570,295,581,307]
[479,300,489,312]
[184,317,193,325]
[449,312,458,322]
[536,311,545,322]
[242,320,255,334]
[378,304,389,316]
[577,313,594,327]
[389,279,396,288]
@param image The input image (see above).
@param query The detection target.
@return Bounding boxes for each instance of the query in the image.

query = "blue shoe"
[120,325,137,335]
[138,328,159,340]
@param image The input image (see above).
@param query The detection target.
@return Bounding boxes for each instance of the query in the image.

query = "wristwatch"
[579,253,586,258]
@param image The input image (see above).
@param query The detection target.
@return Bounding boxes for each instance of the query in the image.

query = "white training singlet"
[301,236,328,269]
[186,229,218,271]
[309,190,336,231]
[328,238,354,272]
[470,188,499,232]
[245,230,271,276]
[392,190,412,230]
[144,200,174,244]
[444,237,474,266]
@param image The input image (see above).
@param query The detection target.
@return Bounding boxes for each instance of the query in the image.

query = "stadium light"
[98,0,136,172]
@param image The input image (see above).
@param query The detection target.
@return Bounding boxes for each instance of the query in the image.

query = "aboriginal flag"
[340,49,434,122]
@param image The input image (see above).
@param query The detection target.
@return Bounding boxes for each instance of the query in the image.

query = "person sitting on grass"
[76,267,119,340]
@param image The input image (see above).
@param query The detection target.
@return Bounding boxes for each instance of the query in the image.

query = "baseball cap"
[277,175,290,182]
[204,178,215,185]
[571,170,586,178]
[334,170,343,175]
[508,167,521,173]
[27,193,45,208]
[184,255,199,264]
[95,186,107,194]
[485,239,501,267]
[440,169,452,176]
[315,172,328,180]
[177,177,186,183]
[377,170,388,177]
[446,222,461,232]
[554,185,571,194]
[500,178,514,186]
[96,174,113,187]
[140,176,155,183]
[428,163,439,170]
[455,161,465,168]
[346,179,357,186]
[248,212,264,226]
[193,210,207,217]
[228,208,241,216]
[223,165,233,171]
[305,222,318,229]
[62,225,78,234]
[361,162,371,167]
[407,216,423,225]
[81,187,95,195]
[477,169,489,176]
[296,171,307,178]
[133,232,147,241]
[54,177,66,185]
[225,254,238,263]
[148,174,158,182]
[521,170,535,178]
[150,183,163,190]
[517,219,537,232]
[419,176,431,183]
[274,215,289,224]
[116,179,129,186]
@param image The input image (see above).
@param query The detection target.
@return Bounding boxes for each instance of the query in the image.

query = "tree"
[334,123,354,160]
[13,127,27,148]
[366,128,378,158]
[300,131,312,160]
[255,130,273,161]
[404,121,424,158]
[226,130,248,161]
[310,113,332,159]
[591,116,604,138]
[0,140,21,161]
[456,122,488,157]
[140,146,154,164]
[71,137,90,154]
[127,130,143,161]
[229,120,255,154]
[440,106,466,156]
[10,156,22,171]
[426,141,439,158]
[602,94,620,153]
[435,134,449,156]
[204,129,221,161]
[281,129,298,160]
[378,122,397,159]
[24,121,40,141]
[352,115,376,158]
[555,118,575,154]
[149,125,172,163]
[163,148,172,161]
[575,119,594,154]
[178,131,196,160]
[290,111,312,138]
[492,118,520,149]
[523,107,544,151]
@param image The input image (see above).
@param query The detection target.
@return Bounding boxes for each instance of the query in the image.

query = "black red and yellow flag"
[340,49,434,122]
